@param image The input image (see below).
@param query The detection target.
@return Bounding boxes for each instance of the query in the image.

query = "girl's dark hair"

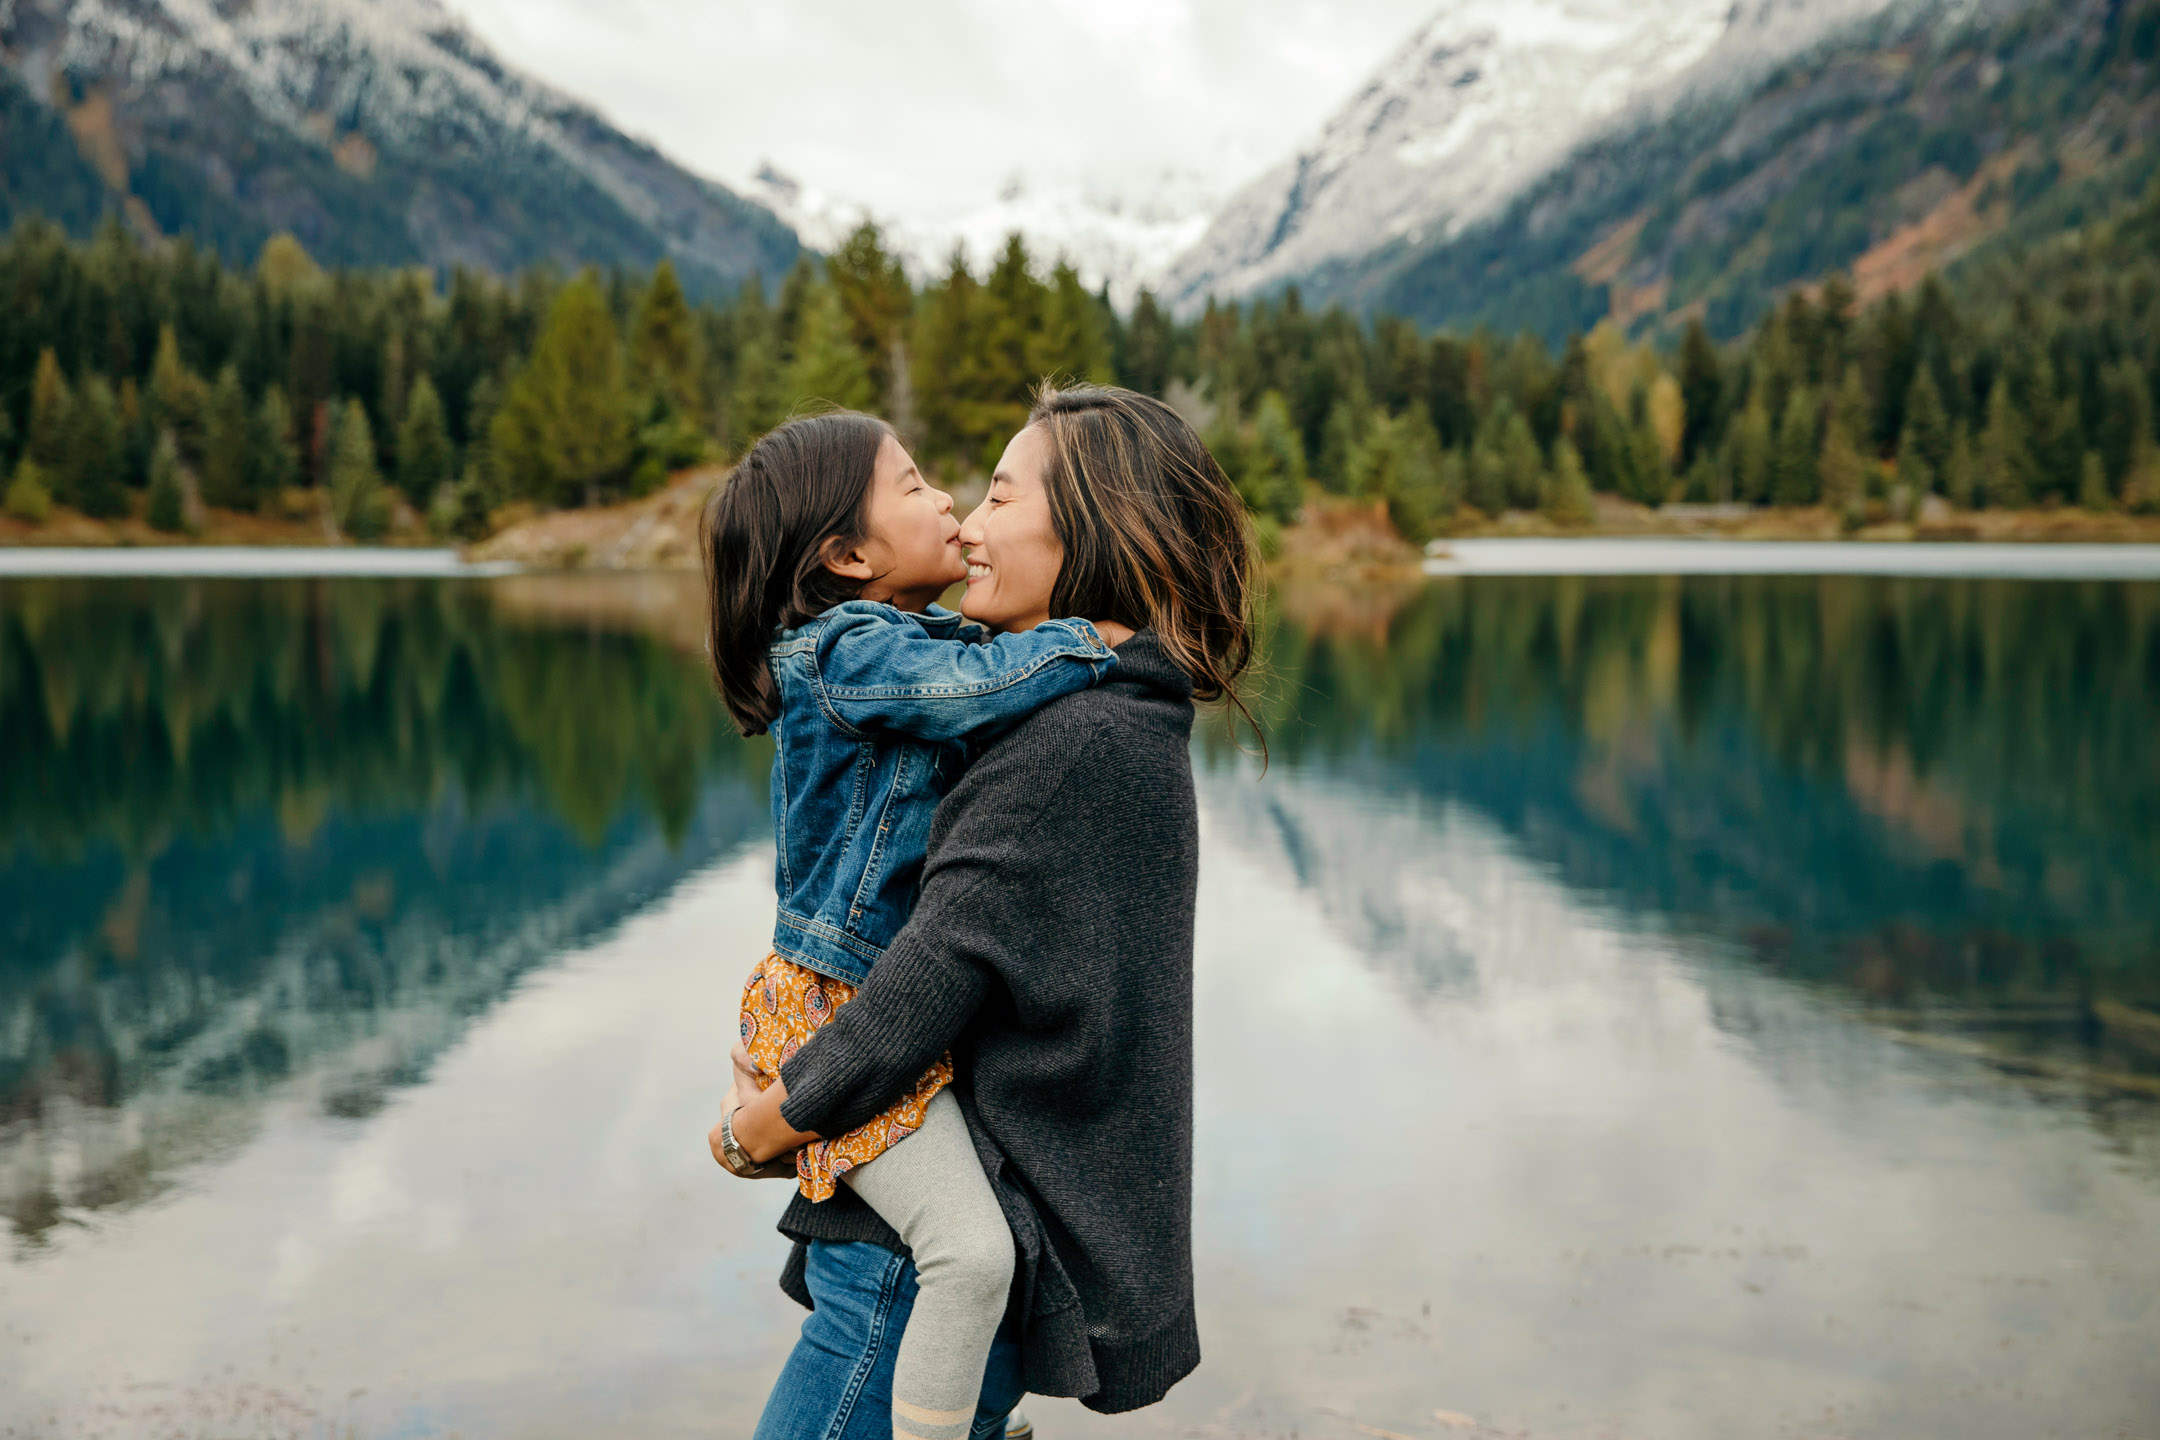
[701,410,892,734]
[1028,383,1259,743]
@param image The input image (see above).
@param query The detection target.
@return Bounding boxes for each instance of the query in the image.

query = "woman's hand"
[1094,620,1135,648]
[729,1059,824,1164]
[709,1080,803,1180]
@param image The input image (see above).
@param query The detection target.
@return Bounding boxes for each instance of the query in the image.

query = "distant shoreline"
[6,537,2160,584]
[0,547,517,579]
[1421,538,2160,581]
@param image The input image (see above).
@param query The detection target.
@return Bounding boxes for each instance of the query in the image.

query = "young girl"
[701,410,1127,1440]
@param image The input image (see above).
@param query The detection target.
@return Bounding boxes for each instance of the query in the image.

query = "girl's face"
[958,424,1064,633]
[830,434,965,613]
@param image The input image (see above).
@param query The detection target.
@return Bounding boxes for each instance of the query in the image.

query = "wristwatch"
[719,1107,760,1177]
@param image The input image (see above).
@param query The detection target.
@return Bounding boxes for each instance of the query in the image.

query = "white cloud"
[445,0,1438,226]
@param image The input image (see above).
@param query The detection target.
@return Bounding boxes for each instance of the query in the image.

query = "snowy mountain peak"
[1163,0,1917,311]
[748,162,1217,305]
[2,0,797,287]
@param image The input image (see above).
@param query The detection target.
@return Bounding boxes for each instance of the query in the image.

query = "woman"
[720,383,1256,1434]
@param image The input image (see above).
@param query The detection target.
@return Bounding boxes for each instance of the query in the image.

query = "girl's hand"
[1094,620,1135,648]
[732,1042,765,1099]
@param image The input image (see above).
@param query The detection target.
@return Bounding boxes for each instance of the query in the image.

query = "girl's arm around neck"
[812,605,1119,743]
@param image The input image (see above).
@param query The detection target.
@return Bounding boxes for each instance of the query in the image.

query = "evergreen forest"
[6,180,2160,544]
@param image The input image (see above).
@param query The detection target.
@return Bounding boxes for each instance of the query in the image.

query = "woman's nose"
[957,511,983,547]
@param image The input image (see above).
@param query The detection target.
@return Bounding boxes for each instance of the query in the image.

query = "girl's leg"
[840,1090,1016,1440]
[750,1239,1023,1440]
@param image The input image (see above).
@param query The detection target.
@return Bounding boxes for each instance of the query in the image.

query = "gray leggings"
[841,1088,1017,1440]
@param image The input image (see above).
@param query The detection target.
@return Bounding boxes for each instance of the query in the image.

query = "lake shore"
[8,468,2160,570]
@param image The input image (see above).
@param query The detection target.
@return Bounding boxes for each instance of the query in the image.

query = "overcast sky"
[450,0,1439,222]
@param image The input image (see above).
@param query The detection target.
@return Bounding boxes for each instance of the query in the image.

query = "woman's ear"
[818,535,876,582]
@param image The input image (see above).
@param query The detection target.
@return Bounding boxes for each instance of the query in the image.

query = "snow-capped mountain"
[0,0,797,288]
[1163,0,1928,311]
[749,163,1216,304]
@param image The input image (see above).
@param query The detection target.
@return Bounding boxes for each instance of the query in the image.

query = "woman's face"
[958,424,1063,632]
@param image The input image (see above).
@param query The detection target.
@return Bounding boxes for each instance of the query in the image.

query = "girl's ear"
[818,535,875,582]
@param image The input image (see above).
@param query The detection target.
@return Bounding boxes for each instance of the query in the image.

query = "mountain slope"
[1163,0,1923,314]
[1362,0,2160,340]
[0,0,799,290]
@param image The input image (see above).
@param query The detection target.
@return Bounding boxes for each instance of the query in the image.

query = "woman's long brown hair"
[1029,383,1260,745]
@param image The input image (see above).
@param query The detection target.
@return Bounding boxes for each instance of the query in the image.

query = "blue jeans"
[753,1240,1025,1440]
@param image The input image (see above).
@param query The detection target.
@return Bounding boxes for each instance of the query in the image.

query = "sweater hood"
[1104,630,1195,704]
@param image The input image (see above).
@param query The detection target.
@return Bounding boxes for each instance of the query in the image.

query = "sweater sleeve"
[778,712,1111,1137]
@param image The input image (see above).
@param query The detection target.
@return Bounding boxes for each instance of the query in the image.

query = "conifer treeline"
[4,204,2159,539]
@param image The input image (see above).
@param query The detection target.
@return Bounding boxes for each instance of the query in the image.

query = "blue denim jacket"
[766,600,1115,985]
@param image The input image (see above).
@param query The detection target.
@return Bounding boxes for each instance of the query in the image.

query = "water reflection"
[1,571,2157,1439]
[1233,574,2160,1092]
[0,576,765,1244]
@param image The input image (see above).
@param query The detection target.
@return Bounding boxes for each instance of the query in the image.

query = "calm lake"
[3,566,2157,1440]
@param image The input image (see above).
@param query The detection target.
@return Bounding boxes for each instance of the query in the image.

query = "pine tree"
[1035,260,1113,383]
[5,459,53,524]
[1497,406,1544,510]
[256,231,321,297]
[26,349,72,474]
[1772,388,1818,506]
[145,432,189,534]
[1898,366,1950,493]
[1729,396,1773,505]
[2096,358,2153,488]
[783,279,878,414]
[147,324,209,470]
[1119,290,1173,397]
[1242,391,1308,524]
[2018,350,2079,502]
[201,365,252,510]
[1349,409,1451,539]
[774,255,817,370]
[975,235,1050,464]
[394,374,455,505]
[629,259,703,422]
[1943,427,1978,509]
[1466,433,1506,516]
[251,386,301,501]
[328,398,390,539]
[65,375,127,518]
[826,222,914,408]
[492,273,636,506]
[1646,373,1686,473]
[2078,450,2113,512]
[460,375,503,492]
[1818,411,1868,519]
[911,252,992,472]
[288,290,337,480]
[1542,437,1595,525]
[727,277,788,448]
[1979,375,2032,509]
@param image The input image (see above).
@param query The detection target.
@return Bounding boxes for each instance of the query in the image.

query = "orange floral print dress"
[739,951,953,1202]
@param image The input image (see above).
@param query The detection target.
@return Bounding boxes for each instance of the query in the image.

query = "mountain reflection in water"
[0,576,768,1244]
[1234,574,2160,1073]
[1,570,2156,1439]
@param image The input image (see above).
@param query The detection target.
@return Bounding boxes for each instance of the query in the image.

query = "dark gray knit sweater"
[773,631,1200,1414]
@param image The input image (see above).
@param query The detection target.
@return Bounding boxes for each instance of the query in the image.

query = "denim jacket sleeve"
[810,603,1117,742]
